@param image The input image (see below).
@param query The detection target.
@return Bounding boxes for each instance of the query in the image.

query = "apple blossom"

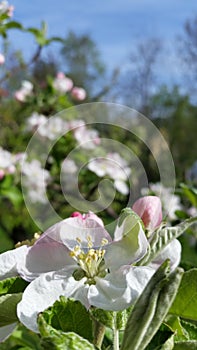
[26,112,47,132]
[17,211,154,332]
[88,153,131,195]
[132,196,162,230]
[0,53,5,65]
[53,72,73,93]
[141,183,182,220]
[21,159,51,203]
[73,125,100,149]
[14,80,33,102]
[132,195,182,270]
[71,87,86,101]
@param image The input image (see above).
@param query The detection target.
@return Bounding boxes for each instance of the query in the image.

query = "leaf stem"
[113,312,119,350]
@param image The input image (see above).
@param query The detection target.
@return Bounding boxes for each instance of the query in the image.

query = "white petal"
[89,266,154,311]
[105,221,148,270]
[0,322,17,342]
[149,239,182,271]
[0,246,28,281]
[17,271,87,332]
[126,266,155,295]
[18,221,76,281]
[88,268,131,310]
[114,180,129,195]
[60,217,112,250]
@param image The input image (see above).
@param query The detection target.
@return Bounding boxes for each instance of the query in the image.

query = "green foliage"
[0,276,28,295]
[169,269,197,321]
[40,297,93,342]
[38,315,95,350]
[0,293,22,326]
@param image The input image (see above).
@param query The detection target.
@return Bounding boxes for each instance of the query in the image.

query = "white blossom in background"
[88,152,131,195]
[73,125,100,149]
[0,0,14,17]
[38,117,69,140]
[53,72,73,93]
[61,158,78,174]
[71,87,86,101]
[22,160,51,203]
[0,53,5,65]
[141,182,182,220]
[26,112,47,132]
[14,80,33,102]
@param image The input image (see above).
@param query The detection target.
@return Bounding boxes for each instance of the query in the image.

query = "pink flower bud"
[7,5,14,17]
[0,169,5,180]
[56,72,65,79]
[71,212,83,218]
[132,196,162,230]
[0,53,5,65]
[71,87,86,101]
[14,90,26,102]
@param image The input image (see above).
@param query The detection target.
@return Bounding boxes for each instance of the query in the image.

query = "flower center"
[70,236,108,284]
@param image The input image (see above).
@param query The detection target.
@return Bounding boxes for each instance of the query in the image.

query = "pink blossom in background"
[71,87,86,101]
[53,72,73,93]
[0,53,5,65]
[7,4,14,16]
[132,196,162,230]
[0,169,5,180]
[14,80,33,102]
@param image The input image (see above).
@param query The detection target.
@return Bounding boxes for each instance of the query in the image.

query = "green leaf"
[5,21,23,30]
[173,340,197,349]
[0,323,43,350]
[38,314,95,350]
[180,320,197,340]
[138,217,197,266]
[165,315,188,341]
[121,261,183,350]
[1,187,23,207]
[160,334,175,350]
[0,277,28,296]
[169,269,197,321]
[0,293,22,326]
[41,297,93,342]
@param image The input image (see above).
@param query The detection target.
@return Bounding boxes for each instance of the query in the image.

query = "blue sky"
[4,0,197,79]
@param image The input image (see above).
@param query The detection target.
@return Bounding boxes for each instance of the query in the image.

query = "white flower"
[16,211,153,332]
[61,159,78,174]
[38,117,69,140]
[53,72,73,93]
[26,112,47,132]
[0,53,5,65]
[73,125,100,149]
[22,160,51,203]
[14,80,33,102]
[88,153,131,194]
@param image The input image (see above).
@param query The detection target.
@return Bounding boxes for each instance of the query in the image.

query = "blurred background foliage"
[0,3,196,270]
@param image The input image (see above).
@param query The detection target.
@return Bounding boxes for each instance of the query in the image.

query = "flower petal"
[88,268,131,310]
[18,221,76,281]
[105,212,148,270]
[132,196,162,230]
[60,217,112,250]
[88,266,154,311]
[149,239,181,271]
[17,271,87,332]
[0,246,28,281]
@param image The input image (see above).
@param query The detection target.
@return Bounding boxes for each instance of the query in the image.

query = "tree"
[122,38,162,115]
[60,31,106,95]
